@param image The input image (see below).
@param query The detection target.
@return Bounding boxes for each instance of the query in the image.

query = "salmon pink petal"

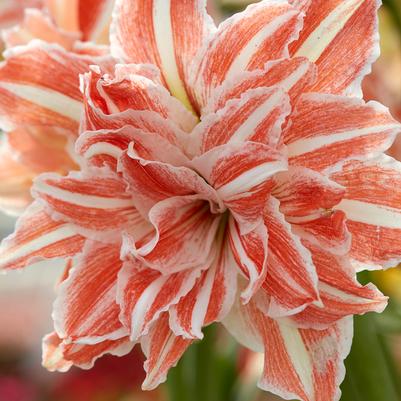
[272,167,350,254]
[204,57,317,115]
[261,197,319,317]
[228,217,268,303]
[81,65,197,133]
[42,332,134,372]
[0,201,85,271]
[0,41,113,133]
[125,196,222,274]
[192,86,290,154]
[77,126,188,171]
[332,156,401,270]
[169,233,238,339]
[192,142,287,232]
[3,8,79,50]
[32,169,146,242]
[0,140,34,215]
[290,0,380,97]
[111,0,215,110]
[290,244,388,328]
[53,242,128,344]
[285,93,401,172]
[224,298,353,401]
[191,0,302,107]
[120,150,221,216]
[7,127,76,174]
[117,259,202,341]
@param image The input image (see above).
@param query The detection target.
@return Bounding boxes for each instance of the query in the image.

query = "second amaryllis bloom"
[0,1,400,401]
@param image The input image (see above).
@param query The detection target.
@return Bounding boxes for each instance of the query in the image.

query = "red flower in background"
[0,1,400,401]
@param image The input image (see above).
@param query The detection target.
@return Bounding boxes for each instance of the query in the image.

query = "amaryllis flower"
[1,1,401,401]
[0,1,115,214]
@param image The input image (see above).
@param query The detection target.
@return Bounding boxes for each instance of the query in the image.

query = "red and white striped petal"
[0,201,85,271]
[204,57,317,115]
[77,127,188,171]
[332,156,401,270]
[272,167,350,254]
[120,149,221,216]
[81,72,189,148]
[141,314,192,390]
[223,298,353,401]
[169,233,238,339]
[42,332,134,372]
[117,259,202,341]
[111,0,215,110]
[290,244,387,328]
[0,140,34,215]
[285,93,401,172]
[192,86,290,154]
[0,41,113,133]
[290,0,380,97]
[53,242,128,344]
[192,142,287,232]
[228,217,268,303]
[3,8,79,50]
[125,196,222,274]
[32,169,144,241]
[191,0,302,107]
[81,64,197,133]
[261,197,319,317]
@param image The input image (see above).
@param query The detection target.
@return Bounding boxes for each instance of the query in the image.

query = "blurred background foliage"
[0,1,401,401]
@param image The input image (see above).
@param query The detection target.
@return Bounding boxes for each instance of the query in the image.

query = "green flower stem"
[383,0,401,38]
[165,325,230,401]
[340,272,401,401]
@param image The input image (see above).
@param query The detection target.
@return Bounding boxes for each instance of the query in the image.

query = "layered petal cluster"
[0,0,115,214]
[1,1,401,401]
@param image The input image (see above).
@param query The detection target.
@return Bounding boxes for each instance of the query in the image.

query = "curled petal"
[273,167,350,254]
[125,196,222,274]
[191,0,303,107]
[228,216,268,303]
[0,201,85,271]
[111,0,215,110]
[120,148,221,216]
[224,297,353,401]
[80,65,197,133]
[53,242,128,344]
[170,232,238,339]
[285,93,401,172]
[332,156,401,270]
[77,126,188,171]
[141,315,192,390]
[290,0,380,97]
[261,197,320,317]
[192,142,287,232]
[117,259,201,341]
[42,332,134,372]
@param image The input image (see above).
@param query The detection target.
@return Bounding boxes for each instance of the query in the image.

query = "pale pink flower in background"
[0,1,400,401]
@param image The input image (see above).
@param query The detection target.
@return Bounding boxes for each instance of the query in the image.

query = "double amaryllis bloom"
[1,1,401,400]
